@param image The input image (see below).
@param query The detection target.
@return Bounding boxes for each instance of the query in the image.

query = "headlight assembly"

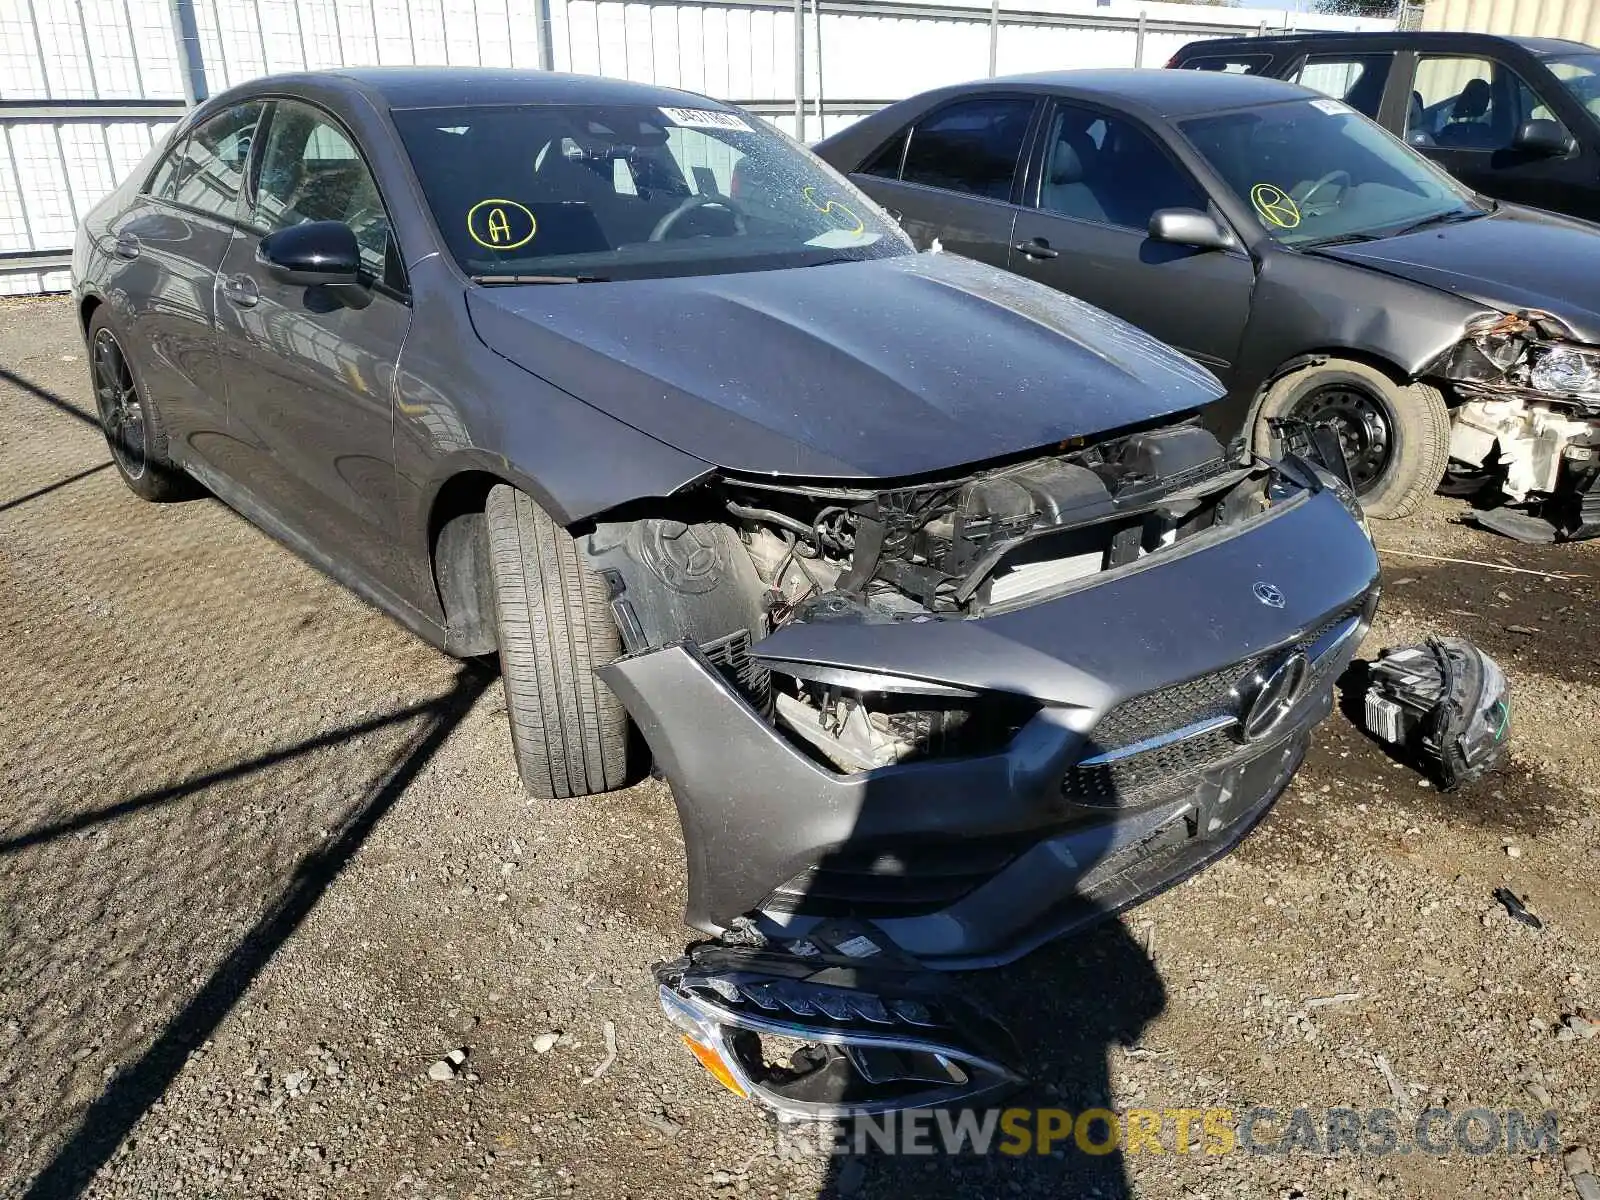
[1529,345,1600,401]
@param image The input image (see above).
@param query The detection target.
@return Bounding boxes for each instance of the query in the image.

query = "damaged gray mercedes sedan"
[73,68,1379,978]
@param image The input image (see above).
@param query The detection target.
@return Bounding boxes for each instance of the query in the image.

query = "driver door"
[1008,100,1255,387]
[214,99,413,592]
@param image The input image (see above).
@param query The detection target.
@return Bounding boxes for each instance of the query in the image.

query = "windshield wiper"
[1385,208,1487,238]
[1298,231,1387,249]
[470,273,606,285]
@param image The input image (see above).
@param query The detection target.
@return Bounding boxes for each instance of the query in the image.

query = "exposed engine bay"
[584,419,1340,775]
[1437,309,1600,541]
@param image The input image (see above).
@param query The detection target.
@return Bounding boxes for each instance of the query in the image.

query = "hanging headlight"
[1529,345,1600,400]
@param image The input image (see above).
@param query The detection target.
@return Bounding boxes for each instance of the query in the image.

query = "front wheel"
[1254,358,1450,520]
[484,484,629,799]
[87,310,197,502]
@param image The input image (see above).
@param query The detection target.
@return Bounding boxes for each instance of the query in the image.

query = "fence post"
[988,0,999,76]
[1133,9,1146,67]
[794,0,805,140]
[812,0,823,133]
[534,0,555,70]
[167,0,207,105]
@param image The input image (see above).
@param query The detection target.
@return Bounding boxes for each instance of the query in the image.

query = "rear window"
[1174,53,1272,75]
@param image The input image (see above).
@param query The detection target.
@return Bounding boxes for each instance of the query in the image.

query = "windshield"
[392,103,910,281]
[1179,98,1484,247]
[1546,53,1600,123]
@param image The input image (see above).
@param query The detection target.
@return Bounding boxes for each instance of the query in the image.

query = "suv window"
[1177,53,1271,75]
[1406,55,1546,151]
[1291,53,1393,119]
[900,98,1034,200]
[158,103,263,216]
[253,101,392,278]
[1037,103,1206,231]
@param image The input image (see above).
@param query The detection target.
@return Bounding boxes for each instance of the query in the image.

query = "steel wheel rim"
[92,328,146,480]
[1291,383,1393,494]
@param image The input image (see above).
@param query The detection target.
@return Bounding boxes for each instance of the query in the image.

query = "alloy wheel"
[92,328,146,480]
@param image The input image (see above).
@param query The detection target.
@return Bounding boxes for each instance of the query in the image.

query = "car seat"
[1040,130,1107,223]
[1437,77,1498,148]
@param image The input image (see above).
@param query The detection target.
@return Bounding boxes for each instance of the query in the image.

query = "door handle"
[222,272,259,309]
[112,233,140,260]
[1013,238,1059,260]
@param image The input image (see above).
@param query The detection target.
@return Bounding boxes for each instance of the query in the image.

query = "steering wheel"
[649,194,749,242]
[1294,170,1352,211]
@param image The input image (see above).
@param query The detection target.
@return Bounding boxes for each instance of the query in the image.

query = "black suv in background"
[1169,31,1600,222]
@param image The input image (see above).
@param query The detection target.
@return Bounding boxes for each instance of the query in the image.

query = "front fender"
[393,255,714,621]
[1230,250,1483,416]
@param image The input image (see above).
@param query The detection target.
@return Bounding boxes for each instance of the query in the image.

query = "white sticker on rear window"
[658,106,751,132]
[1310,98,1351,116]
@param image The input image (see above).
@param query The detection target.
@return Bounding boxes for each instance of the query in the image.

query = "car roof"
[231,67,739,113]
[1179,30,1595,57]
[987,68,1318,118]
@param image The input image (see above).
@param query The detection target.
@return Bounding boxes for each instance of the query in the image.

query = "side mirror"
[1512,118,1572,158]
[1148,207,1235,252]
[256,221,362,287]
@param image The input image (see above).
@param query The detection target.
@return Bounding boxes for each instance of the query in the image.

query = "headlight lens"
[1529,345,1600,398]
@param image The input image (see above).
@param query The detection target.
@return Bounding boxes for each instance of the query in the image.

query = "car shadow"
[11,664,491,1198]
[809,916,1164,1198]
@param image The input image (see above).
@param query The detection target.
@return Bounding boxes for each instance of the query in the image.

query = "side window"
[146,135,188,200]
[253,101,392,278]
[1407,56,1546,150]
[1037,103,1206,232]
[900,97,1034,200]
[1291,53,1394,119]
[1178,53,1272,75]
[860,128,909,179]
[165,103,263,217]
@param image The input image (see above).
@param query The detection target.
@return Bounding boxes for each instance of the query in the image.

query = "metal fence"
[0,0,1392,295]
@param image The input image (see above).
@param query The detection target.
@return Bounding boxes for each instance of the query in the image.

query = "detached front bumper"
[600,488,1378,970]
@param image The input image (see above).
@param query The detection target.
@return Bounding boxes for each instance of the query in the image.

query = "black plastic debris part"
[1493,887,1543,930]
[1464,507,1559,545]
[1359,637,1511,791]
[655,919,1025,1119]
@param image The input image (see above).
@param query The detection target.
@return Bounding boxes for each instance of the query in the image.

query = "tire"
[484,484,629,799]
[1253,358,1450,521]
[87,309,198,502]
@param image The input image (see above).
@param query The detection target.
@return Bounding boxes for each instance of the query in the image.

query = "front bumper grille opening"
[762,840,1022,919]
[701,629,770,711]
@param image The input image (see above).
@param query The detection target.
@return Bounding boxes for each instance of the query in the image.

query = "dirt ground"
[2,294,1597,1200]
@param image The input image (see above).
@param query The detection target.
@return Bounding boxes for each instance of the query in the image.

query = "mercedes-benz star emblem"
[1253,581,1286,609]
[1238,652,1310,743]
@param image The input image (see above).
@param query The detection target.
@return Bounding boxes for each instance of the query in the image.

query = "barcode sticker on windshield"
[659,106,751,132]
[1310,98,1351,116]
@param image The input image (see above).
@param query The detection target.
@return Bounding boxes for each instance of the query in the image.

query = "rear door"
[1007,99,1254,385]
[845,94,1040,267]
[103,101,264,458]
[213,98,414,592]
[1400,52,1594,216]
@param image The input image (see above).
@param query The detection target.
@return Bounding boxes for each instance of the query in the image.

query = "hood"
[466,252,1222,480]
[1314,206,1600,344]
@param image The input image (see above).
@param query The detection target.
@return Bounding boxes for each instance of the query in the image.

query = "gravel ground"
[2,294,1598,1200]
